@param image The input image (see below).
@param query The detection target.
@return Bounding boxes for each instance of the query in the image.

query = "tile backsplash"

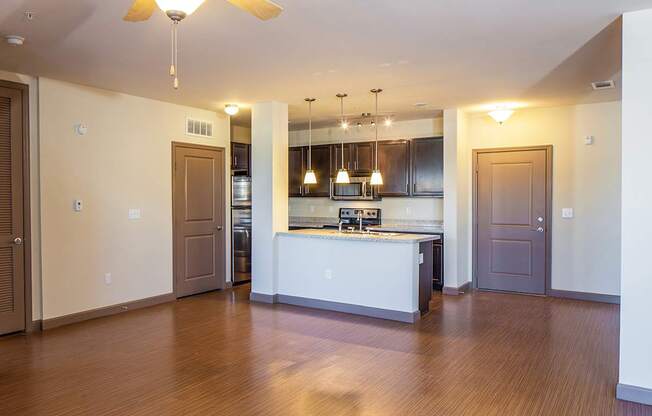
[289,197,443,222]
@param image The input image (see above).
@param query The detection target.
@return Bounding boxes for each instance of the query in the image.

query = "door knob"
[13,237,23,245]
[537,217,544,223]
[216,226,223,231]
[536,227,544,233]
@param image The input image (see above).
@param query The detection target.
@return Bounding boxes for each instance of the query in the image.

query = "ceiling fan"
[123,0,283,89]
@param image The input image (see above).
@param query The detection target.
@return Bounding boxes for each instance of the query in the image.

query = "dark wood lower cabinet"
[419,241,434,314]
[433,235,444,290]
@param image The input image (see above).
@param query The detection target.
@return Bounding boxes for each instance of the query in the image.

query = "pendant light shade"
[336,169,350,184]
[303,98,317,185]
[335,93,350,184]
[370,170,383,186]
[304,169,317,184]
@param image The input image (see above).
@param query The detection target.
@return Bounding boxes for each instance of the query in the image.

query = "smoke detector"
[591,80,615,90]
[5,35,25,46]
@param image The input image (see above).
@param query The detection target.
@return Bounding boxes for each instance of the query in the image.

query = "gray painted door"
[174,145,225,298]
[476,149,547,294]
[0,86,25,335]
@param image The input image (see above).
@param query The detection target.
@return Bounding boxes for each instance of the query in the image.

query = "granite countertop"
[288,217,444,234]
[278,229,441,244]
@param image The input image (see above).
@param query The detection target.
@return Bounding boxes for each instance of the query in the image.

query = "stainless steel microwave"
[330,176,379,201]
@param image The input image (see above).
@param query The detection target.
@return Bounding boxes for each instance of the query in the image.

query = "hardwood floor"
[0,285,649,416]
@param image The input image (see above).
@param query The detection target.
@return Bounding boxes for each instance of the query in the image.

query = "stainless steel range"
[337,208,382,229]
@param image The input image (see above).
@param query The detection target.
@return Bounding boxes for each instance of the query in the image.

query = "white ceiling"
[0,0,643,128]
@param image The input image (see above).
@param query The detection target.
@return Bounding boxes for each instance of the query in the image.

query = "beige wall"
[0,70,43,320]
[467,101,621,295]
[289,117,444,222]
[38,78,231,319]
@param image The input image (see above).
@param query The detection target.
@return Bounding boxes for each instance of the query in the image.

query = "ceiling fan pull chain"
[173,21,179,89]
[169,22,176,77]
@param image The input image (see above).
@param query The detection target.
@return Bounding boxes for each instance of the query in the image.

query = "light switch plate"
[562,208,574,219]
[584,136,594,145]
[128,208,141,220]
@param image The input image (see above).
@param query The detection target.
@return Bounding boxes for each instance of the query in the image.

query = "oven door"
[232,226,251,282]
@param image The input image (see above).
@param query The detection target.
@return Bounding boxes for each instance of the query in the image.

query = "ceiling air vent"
[591,80,615,90]
[186,118,213,138]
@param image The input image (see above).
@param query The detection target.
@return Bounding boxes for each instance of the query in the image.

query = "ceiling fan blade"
[226,0,283,20]
[123,0,158,22]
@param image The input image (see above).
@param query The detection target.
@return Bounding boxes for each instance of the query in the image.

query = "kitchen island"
[253,229,440,323]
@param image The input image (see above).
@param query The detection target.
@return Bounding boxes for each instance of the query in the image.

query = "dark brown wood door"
[412,137,443,196]
[377,140,410,196]
[331,143,352,173]
[476,149,548,295]
[0,86,26,335]
[231,142,249,172]
[288,147,304,197]
[174,144,225,298]
[304,145,331,197]
[353,142,374,174]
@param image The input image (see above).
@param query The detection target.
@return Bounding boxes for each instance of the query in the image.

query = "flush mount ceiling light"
[303,98,317,185]
[224,104,240,116]
[122,0,283,89]
[370,88,384,186]
[488,108,514,125]
[335,93,350,184]
[4,35,25,46]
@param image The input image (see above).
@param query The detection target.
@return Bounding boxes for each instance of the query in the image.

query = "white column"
[618,9,652,405]
[443,108,471,292]
[250,102,288,301]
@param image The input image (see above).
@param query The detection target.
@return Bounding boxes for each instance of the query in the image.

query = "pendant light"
[335,93,350,184]
[370,88,384,186]
[303,98,317,185]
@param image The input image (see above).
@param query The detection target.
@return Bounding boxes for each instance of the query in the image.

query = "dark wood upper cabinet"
[411,137,444,196]
[288,147,305,197]
[354,142,375,174]
[231,142,250,172]
[377,140,410,196]
[331,143,352,173]
[330,142,374,174]
[304,145,331,197]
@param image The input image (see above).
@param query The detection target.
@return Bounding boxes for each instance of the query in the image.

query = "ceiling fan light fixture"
[488,109,514,125]
[155,0,206,19]
[225,104,240,116]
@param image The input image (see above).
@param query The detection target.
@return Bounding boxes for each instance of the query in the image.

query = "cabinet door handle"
[234,155,238,166]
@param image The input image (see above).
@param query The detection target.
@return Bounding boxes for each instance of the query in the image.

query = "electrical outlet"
[419,253,424,265]
[562,208,574,219]
[324,269,332,280]
[104,273,112,285]
[73,199,83,212]
[584,136,594,145]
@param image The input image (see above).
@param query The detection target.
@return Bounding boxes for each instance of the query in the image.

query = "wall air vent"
[591,80,615,90]
[186,118,213,138]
